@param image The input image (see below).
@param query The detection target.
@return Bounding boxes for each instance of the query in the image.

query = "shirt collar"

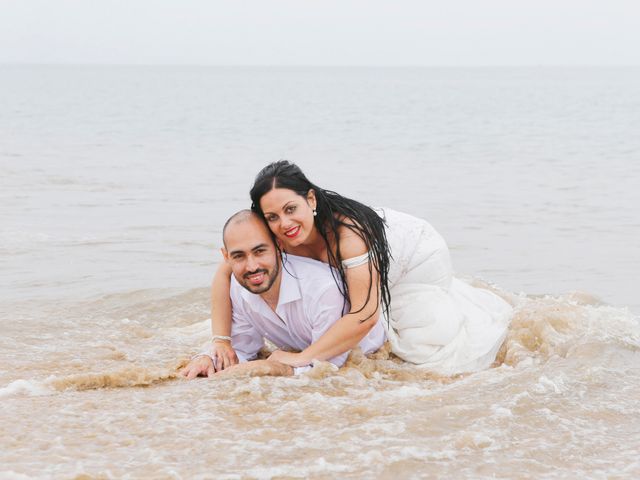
[277,257,301,306]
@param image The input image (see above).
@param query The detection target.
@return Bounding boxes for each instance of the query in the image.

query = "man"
[181,210,385,379]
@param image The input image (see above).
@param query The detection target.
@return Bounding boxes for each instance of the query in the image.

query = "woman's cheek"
[273,228,288,243]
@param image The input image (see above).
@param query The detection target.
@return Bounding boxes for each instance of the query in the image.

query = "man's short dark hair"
[222,209,277,249]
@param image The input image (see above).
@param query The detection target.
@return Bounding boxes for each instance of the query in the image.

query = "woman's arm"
[210,261,239,370]
[268,231,381,367]
[295,267,380,364]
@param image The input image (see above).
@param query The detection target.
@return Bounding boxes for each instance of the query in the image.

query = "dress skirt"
[380,208,512,374]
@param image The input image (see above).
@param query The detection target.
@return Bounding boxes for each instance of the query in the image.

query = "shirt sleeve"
[308,284,351,369]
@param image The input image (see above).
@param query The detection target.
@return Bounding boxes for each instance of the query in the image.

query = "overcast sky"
[2,0,639,66]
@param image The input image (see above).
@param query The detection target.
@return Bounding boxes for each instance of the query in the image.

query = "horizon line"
[1,62,639,69]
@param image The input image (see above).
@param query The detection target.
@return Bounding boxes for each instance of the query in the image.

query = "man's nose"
[246,254,259,272]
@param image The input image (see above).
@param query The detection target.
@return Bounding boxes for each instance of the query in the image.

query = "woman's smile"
[284,225,301,238]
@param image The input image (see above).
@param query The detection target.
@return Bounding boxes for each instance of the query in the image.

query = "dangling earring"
[313,209,317,217]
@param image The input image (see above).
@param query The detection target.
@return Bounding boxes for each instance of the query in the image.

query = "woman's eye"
[265,215,277,222]
[286,206,296,214]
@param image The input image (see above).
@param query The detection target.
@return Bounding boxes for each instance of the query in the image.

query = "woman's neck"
[286,225,333,263]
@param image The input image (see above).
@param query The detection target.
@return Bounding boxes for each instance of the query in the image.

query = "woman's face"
[260,188,317,248]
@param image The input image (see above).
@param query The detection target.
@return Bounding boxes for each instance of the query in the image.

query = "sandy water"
[1,66,639,478]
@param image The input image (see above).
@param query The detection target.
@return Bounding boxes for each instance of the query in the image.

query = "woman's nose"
[280,216,293,230]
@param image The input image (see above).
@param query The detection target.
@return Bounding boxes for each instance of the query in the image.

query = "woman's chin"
[279,234,305,250]
[281,239,300,250]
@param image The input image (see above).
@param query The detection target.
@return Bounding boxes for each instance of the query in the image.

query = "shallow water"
[1,66,639,478]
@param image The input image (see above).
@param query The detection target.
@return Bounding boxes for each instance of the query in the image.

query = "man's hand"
[180,355,216,379]
[211,340,239,372]
[267,350,308,368]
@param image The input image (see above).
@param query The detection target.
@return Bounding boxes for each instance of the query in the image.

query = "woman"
[210,161,512,375]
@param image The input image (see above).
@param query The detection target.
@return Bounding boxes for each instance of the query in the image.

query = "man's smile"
[245,270,267,285]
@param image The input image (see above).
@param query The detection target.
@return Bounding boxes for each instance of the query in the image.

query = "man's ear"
[221,247,229,262]
[307,189,317,210]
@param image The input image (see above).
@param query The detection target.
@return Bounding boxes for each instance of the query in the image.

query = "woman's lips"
[284,226,300,239]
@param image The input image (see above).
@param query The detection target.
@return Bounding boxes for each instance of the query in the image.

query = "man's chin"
[244,282,271,294]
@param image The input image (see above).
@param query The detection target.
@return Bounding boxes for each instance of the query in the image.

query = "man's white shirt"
[229,253,386,374]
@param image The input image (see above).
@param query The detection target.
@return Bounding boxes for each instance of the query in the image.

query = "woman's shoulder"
[334,216,369,258]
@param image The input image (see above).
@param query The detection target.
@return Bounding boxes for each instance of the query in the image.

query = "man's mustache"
[244,268,268,279]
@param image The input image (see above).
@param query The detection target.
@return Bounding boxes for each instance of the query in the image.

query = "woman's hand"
[267,350,309,368]
[211,341,239,371]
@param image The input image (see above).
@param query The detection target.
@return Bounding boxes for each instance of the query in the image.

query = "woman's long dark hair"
[250,160,391,321]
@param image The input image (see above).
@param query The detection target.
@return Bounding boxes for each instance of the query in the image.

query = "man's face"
[222,217,280,295]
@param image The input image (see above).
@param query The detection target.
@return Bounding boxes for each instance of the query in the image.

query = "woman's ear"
[307,189,317,210]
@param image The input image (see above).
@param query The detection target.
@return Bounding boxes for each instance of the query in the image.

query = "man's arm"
[182,292,266,379]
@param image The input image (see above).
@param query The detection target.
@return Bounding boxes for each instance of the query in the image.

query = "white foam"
[244,456,352,478]
[491,406,513,417]
[533,374,566,394]
[0,379,54,398]
[0,471,37,480]
[471,433,494,448]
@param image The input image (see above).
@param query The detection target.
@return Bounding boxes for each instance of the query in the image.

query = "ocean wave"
[0,366,182,398]
[498,292,640,368]
[45,366,180,392]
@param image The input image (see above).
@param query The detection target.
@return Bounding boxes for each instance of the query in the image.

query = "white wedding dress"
[373,208,512,374]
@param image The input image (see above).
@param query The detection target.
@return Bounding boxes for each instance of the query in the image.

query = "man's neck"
[259,269,282,311]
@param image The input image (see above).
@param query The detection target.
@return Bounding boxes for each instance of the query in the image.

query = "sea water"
[1,66,639,479]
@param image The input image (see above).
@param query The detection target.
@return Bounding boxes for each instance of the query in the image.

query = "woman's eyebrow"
[264,200,295,215]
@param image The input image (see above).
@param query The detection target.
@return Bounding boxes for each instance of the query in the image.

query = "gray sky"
[2,0,639,66]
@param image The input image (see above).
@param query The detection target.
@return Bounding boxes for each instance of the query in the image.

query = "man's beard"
[241,260,280,294]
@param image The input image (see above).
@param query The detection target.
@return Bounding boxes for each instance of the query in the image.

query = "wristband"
[211,335,232,343]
